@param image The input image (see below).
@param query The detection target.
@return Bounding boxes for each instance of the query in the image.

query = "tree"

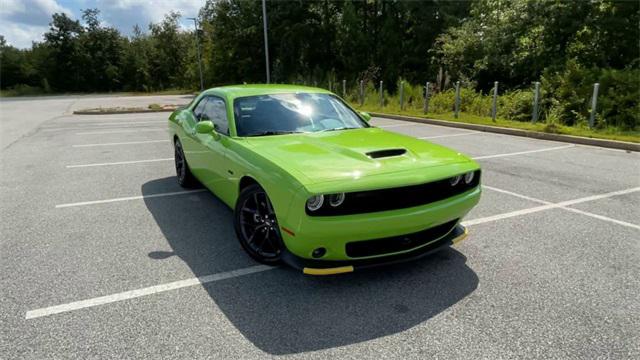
[434,0,639,91]
[43,13,84,91]
[79,9,124,91]
[148,12,190,89]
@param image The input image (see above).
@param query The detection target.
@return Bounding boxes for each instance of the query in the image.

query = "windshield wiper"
[319,127,357,132]
[246,130,302,137]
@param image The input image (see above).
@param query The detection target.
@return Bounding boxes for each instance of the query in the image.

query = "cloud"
[0,0,73,47]
[0,0,205,48]
[1,23,50,48]
[1,0,72,25]
[92,0,204,34]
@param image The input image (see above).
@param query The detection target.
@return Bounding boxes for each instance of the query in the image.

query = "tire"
[234,184,284,264]
[174,138,197,188]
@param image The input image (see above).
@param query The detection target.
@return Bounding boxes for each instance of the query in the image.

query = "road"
[1,95,639,359]
[0,94,192,149]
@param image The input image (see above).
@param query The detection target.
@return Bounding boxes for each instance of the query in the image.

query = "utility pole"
[187,17,204,91]
[262,0,270,83]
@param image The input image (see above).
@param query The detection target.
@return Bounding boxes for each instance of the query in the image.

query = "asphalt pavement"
[1,95,639,359]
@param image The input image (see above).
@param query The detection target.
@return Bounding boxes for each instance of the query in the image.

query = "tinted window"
[193,97,208,119]
[233,93,368,137]
[201,97,229,135]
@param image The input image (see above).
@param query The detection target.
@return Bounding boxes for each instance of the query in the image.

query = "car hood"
[245,127,472,184]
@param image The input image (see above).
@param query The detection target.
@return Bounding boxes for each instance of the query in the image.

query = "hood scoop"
[366,148,407,159]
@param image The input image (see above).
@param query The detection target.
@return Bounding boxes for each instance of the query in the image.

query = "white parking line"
[25,265,275,319]
[378,123,415,128]
[72,140,170,147]
[55,189,206,208]
[464,186,640,229]
[419,131,479,139]
[563,207,640,230]
[472,144,574,160]
[35,185,639,320]
[482,185,640,230]
[77,120,166,127]
[43,121,166,131]
[66,158,173,168]
[72,116,164,121]
[76,128,166,135]
[44,125,162,132]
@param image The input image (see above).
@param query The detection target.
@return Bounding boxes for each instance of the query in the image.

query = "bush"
[429,89,455,113]
[459,86,491,117]
[498,90,535,122]
[542,61,639,130]
[350,70,638,132]
[0,84,44,96]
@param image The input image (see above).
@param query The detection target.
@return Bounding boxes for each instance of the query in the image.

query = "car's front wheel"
[174,138,196,187]
[234,184,283,264]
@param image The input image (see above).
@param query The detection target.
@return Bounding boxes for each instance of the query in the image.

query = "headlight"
[450,175,462,186]
[464,171,475,184]
[329,193,345,207]
[306,195,324,211]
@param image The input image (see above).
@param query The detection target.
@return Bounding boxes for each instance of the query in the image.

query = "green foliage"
[542,62,640,130]
[0,0,637,131]
[0,84,45,96]
[1,9,196,92]
[350,73,638,131]
[435,0,639,91]
[497,90,534,122]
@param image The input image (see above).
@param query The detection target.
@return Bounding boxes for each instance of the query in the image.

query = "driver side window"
[201,97,229,135]
[193,97,209,120]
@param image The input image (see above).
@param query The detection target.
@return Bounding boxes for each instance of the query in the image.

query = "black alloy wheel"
[174,139,196,187]
[234,184,283,264]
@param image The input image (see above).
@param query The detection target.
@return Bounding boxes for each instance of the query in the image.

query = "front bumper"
[279,185,480,260]
[282,224,468,275]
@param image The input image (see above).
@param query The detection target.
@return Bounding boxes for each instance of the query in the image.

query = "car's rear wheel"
[234,184,283,264]
[174,138,196,187]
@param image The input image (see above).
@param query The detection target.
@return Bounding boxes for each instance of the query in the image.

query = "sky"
[1,0,206,48]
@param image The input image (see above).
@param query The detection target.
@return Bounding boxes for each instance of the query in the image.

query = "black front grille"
[345,219,459,258]
[307,170,480,216]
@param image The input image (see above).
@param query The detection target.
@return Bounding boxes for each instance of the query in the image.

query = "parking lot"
[1,95,639,359]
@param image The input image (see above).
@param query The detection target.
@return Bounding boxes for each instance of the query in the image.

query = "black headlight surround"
[305,170,481,216]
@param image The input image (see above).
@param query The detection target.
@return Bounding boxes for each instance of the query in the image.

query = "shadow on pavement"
[143,177,478,355]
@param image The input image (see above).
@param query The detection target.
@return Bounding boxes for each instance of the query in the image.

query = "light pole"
[262,0,270,83]
[187,17,204,91]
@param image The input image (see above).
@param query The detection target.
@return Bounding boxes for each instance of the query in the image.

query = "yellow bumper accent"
[303,266,354,276]
[452,226,469,245]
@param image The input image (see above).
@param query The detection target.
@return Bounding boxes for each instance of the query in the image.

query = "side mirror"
[359,111,372,122]
[195,121,215,134]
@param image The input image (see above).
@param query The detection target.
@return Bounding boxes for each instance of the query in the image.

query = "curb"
[73,108,179,115]
[370,112,639,152]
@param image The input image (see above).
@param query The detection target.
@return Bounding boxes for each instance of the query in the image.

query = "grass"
[351,103,640,143]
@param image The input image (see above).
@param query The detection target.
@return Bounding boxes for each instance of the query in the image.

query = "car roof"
[201,84,333,100]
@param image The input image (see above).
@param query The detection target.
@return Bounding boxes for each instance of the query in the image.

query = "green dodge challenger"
[169,84,481,275]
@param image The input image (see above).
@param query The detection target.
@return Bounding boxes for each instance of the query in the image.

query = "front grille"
[307,170,480,216]
[345,219,459,258]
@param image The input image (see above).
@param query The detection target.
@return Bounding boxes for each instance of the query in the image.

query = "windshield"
[233,93,368,137]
